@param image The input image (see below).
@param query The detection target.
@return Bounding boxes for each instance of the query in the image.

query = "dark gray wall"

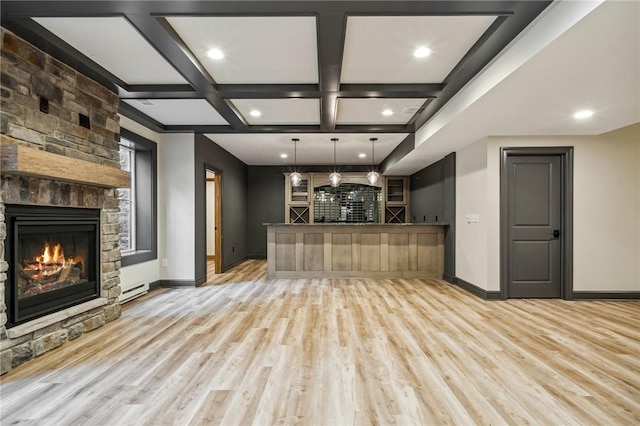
[195,134,248,279]
[410,160,445,223]
[410,153,456,280]
[247,166,287,258]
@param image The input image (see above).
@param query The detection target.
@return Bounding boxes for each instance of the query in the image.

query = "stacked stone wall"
[0,28,123,375]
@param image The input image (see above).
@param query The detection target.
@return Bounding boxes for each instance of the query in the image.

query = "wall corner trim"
[223,256,250,273]
[149,280,161,291]
[454,277,501,300]
[158,279,197,288]
[572,292,640,300]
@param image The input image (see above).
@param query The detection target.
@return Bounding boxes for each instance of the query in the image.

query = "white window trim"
[120,143,137,255]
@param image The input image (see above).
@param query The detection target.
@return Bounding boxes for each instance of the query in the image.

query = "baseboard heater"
[119,281,149,303]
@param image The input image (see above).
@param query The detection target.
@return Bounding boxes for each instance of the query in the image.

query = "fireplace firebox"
[5,205,101,328]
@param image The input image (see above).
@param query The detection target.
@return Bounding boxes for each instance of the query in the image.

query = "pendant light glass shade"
[330,138,341,187]
[290,171,302,187]
[329,172,341,187]
[367,137,380,185]
[367,170,380,186]
[289,138,302,187]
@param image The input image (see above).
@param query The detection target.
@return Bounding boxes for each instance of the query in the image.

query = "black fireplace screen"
[5,206,100,327]
[17,227,93,299]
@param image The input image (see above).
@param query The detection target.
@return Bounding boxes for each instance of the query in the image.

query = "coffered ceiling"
[1,1,554,167]
[5,1,637,173]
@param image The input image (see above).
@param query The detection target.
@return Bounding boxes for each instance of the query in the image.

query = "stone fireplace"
[1,28,128,374]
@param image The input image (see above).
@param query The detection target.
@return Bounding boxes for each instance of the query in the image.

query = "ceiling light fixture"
[359,153,366,158]
[280,153,288,159]
[573,109,594,119]
[289,138,302,187]
[205,48,224,60]
[414,46,432,58]
[250,109,262,117]
[382,109,393,116]
[367,137,380,186]
[329,138,341,187]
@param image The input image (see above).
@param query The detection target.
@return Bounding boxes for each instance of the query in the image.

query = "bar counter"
[265,223,446,279]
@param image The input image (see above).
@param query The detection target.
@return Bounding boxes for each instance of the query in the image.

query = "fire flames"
[37,242,66,268]
[19,241,86,299]
[23,242,81,281]
[30,242,71,278]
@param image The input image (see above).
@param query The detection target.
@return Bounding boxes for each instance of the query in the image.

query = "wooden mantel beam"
[1,139,130,189]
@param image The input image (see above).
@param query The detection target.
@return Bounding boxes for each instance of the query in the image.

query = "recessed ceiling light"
[382,109,394,116]
[573,109,594,119]
[359,153,366,158]
[205,48,224,60]
[414,47,432,58]
[250,110,262,117]
[280,153,288,159]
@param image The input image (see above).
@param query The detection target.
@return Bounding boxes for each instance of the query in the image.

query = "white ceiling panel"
[337,98,428,125]
[166,16,318,84]
[33,17,188,85]
[122,99,228,125]
[341,15,497,83]
[230,99,320,125]
[204,133,408,166]
[385,0,640,175]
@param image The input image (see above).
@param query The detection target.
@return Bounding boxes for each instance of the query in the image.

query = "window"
[118,129,157,266]
[118,144,136,253]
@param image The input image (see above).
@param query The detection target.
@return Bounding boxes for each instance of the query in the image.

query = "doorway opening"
[206,169,222,279]
[500,147,573,299]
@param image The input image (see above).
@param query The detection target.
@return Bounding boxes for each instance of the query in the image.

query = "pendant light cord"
[370,137,377,169]
[371,138,375,168]
[332,138,338,170]
[294,138,298,167]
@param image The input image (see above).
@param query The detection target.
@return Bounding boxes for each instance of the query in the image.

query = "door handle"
[552,229,560,238]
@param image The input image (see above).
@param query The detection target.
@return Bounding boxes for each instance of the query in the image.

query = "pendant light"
[329,138,341,187]
[289,138,302,187]
[367,137,380,186]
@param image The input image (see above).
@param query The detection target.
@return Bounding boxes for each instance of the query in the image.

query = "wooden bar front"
[266,223,445,279]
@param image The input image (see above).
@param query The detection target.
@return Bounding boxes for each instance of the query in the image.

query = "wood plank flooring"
[1,259,639,425]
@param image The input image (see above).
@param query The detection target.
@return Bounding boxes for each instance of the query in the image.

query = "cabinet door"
[285,173,311,223]
[290,177,309,203]
[384,177,409,223]
[386,177,406,203]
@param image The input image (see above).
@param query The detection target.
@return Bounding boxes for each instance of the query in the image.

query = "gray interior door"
[506,155,562,298]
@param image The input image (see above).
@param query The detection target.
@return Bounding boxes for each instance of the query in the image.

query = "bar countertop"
[266,222,446,279]
[264,222,448,226]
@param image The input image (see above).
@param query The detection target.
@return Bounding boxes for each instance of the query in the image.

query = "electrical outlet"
[161,259,167,267]
[467,213,480,223]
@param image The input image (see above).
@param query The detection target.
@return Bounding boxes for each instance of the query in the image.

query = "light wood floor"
[1,259,639,425]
